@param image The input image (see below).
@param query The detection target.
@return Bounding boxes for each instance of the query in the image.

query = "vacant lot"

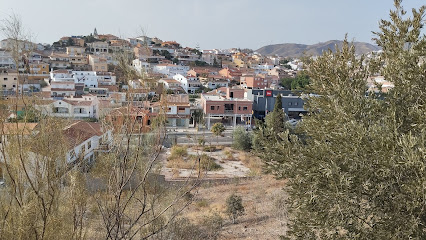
[161,145,259,180]
[184,175,288,240]
[159,144,288,239]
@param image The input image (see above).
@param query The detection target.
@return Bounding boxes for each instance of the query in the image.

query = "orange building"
[106,106,152,133]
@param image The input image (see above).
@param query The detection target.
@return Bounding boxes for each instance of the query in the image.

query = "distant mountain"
[256,40,381,57]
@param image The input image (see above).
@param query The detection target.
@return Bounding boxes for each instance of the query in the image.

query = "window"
[243,106,248,111]
[2,85,6,88]
[178,107,185,111]
[87,141,91,149]
[210,106,214,110]
[3,78,7,80]
[238,106,241,110]
[70,149,76,159]
[288,102,292,106]
[295,102,298,106]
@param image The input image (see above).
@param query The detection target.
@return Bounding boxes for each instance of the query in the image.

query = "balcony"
[95,143,111,152]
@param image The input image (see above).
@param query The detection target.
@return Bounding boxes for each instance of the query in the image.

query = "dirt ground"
[159,145,288,239]
[183,175,288,240]
[160,146,254,180]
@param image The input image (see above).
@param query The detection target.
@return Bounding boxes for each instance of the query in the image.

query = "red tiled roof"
[63,121,103,150]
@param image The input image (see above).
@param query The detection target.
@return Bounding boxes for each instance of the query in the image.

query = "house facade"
[36,95,100,119]
[201,88,253,129]
[63,121,112,169]
[152,94,191,127]
[152,64,189,78]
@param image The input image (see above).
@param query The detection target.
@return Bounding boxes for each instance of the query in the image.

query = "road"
[164,128,235,146]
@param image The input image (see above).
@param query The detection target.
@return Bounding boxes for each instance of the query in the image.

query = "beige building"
[66,46,86,56]
[0,69,18,93]
[28,62,50,80]
[88,55,108,71]
[87,41,109,53]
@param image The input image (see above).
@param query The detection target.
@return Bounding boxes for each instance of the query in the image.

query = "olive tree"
[254,1,426,239]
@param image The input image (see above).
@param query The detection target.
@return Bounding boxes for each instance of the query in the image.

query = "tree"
[291,74,310,90]
[255,1,426,239]
[232,126,252,151]
[280,59,290,65]
[280,74,310,90]
[0,15,198,239]
[67,37,74,46]
[280,77,294,90]
[225,193,245,224]
[194,60,207,66]
[265,94,285,134]
[211,122,225,145]
[213,58,220,68]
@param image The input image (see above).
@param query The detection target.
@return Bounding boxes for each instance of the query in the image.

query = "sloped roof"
[1,123,38,135]
[62,99,93,106]
[63,121,103,149]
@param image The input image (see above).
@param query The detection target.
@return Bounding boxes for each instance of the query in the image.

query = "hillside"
[256,40,381,57]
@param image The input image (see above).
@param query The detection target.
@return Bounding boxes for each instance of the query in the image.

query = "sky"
[0,0,424,50]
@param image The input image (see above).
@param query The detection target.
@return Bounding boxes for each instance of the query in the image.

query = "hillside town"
[0,28,392,132]
[1,7,420,237]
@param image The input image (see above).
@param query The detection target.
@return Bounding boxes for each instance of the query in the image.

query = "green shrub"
[225,193,245,224]
[169,145,187,160]
[202,146,216,152]
[189,154,222,171]
[232,126,252,150]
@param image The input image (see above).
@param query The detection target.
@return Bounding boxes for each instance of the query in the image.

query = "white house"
[152,63,189,78]
[252,63,275,75]
[132,59,150,75]
[0,50,15,68]
[51,69,107,91]
[72,71,98,88]
[172,74,201,94]
[96,72,116,85]
[158,78,184,93]
[36,95,100,119]
[63,121,112,168]
[205,80,229,90]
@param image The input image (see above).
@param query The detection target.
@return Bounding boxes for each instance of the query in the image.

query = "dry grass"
[166,156,195,169]
[167,153,222,171]
[168,145,188,160]
[223,148,236,161]
[183,175,288,239]
[236,151,263,176]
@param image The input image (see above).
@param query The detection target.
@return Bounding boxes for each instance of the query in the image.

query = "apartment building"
[201,87,252,129]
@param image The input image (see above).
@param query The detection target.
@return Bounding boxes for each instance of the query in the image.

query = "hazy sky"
[0,0,424,50]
